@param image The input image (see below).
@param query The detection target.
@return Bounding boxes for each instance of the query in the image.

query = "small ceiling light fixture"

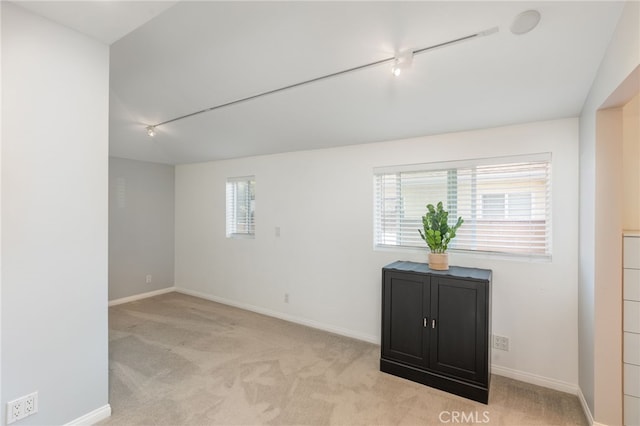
[146,125,156,137]
[511,10,541,35]
[391,49,414,77]
[391,60,402,77]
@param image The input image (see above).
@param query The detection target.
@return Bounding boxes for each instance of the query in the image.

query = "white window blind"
[373,154,552,258]
[226,176,255,238]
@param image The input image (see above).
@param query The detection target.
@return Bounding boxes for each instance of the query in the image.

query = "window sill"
[373,244,551,263]
[227,233,255,240]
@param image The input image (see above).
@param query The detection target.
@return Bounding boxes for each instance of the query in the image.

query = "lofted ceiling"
[16,1,626,165]
[14,0,180,45]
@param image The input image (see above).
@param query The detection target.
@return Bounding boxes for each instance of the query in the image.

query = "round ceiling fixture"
[511,10,541,35]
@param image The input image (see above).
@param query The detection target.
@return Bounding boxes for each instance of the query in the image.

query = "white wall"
[109,157,175,301]
[175,118,580,390]
[1,3,110,425]
[579,1,640,423]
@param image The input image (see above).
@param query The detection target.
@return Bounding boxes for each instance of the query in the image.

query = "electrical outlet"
[493,335,509,351]
[284,293,289,303]
[8,400,23,424]
[23,393,37,416]
[145,274,152,284]
[7,392,38,424]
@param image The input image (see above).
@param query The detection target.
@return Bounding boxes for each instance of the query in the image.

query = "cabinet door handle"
[423,317,427,328]
[432,319,436,329]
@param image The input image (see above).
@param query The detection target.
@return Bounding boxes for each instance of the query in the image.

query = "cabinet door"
[382,271,430,368]
[429,277,487,383]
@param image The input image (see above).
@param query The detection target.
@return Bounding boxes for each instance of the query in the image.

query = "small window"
[226,176,255,238]
[373,154,551,258]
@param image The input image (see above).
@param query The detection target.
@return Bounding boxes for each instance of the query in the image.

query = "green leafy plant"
[418,201,464,253]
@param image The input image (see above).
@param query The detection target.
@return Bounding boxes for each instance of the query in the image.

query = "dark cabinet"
[381,261,492,403]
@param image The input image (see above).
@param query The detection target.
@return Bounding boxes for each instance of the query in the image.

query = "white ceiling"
[16,1,626,165]
[15,1,180,45]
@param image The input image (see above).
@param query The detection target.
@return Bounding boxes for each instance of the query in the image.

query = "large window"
[226,176,255,238]
[373,154,551,258]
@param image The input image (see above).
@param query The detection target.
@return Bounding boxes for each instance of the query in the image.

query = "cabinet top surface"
[384,261,492,281]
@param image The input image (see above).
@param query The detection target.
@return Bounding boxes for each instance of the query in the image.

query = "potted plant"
[418,201,464,270]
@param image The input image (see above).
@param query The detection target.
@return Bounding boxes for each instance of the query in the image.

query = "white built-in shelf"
[624,234,640,426]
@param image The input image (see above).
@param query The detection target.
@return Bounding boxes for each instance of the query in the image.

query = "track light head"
[391,60,402,77]
[146,125,156,137]
[391,49,414,77]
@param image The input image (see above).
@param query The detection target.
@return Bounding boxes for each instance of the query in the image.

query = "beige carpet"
[100,292,587,425]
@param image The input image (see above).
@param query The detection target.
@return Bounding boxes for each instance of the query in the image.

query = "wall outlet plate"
[7,392,38,424]
[493,335,510,351]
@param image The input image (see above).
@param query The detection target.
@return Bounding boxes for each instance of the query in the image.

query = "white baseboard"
[63,404,111,426]
[576,387,597,426]
[492,365,601,425]
[174,286,379,344]
[491,364,578,395]
[108,287,176,306]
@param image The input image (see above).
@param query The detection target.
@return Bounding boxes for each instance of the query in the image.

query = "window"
[226,176,255,238]
[373,154,551,258]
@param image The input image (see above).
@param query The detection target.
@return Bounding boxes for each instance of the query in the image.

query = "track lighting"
[143,26,498,135]
[391,49,414,77]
